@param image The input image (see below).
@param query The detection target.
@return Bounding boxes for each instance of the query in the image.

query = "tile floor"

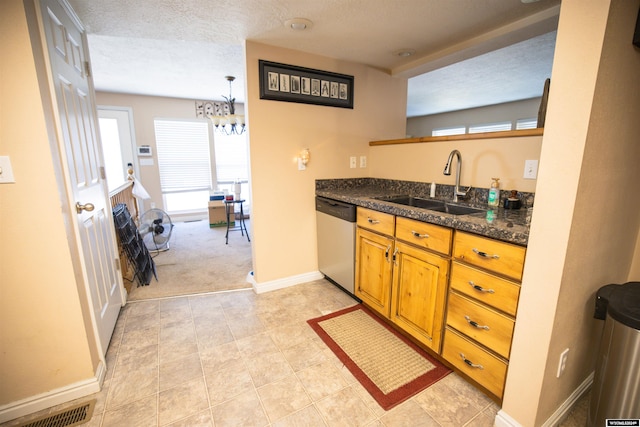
[3,280,587,427]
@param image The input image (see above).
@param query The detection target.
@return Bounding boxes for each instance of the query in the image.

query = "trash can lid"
[606,282,640,330]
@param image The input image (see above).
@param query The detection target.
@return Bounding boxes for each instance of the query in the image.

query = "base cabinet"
[355,207,450,353]
[442,231,525,399]
[354,208,527,400]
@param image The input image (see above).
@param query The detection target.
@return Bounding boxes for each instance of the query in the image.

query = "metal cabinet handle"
[76,202,95,213]
[460,353,484,369]
[385,245,392,261]
[472,248,500,259]
[468,281,495,294]
[465,315,490,330]
[411,230,430,239]
[393,247,399,265]
[367,217,380,224]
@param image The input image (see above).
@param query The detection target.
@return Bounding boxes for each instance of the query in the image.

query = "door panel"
[355,228,393,317]
[391,242,449,352]
[38,0,122,354]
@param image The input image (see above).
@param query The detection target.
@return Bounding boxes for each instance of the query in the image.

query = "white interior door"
[36,0,123,354]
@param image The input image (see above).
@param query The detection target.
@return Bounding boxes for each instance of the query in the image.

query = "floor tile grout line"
[188,296,219,426]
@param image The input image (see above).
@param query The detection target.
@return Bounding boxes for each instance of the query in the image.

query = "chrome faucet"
[443,149,470,202]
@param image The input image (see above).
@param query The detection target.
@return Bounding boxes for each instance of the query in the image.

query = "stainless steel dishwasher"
[316,196,358,298]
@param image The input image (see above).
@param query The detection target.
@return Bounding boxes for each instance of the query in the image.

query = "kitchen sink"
[376,195,485,216]
[441,204,486,215]
[380,196,446,210]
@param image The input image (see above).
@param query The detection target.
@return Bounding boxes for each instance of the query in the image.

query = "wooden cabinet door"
[390,241,449,352]
[355,228,394,317]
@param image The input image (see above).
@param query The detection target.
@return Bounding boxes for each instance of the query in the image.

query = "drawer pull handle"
[472,248,500,259]
[465,315,490,330]
[460,353,484,369]
[411,230,430,239]
[367,217,380,224]
[468,281,495,294]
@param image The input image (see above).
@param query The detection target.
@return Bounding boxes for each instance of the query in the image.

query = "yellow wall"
[0,0,97,407]
[503,0,640,425]
[245,41,407,284]
[369,136,542,193]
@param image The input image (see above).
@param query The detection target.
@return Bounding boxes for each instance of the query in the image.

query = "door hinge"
[99,166,106,180]
[114,258,121,271]
[84,61,91,78]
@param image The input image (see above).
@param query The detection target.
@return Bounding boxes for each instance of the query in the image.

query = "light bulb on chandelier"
[207,76,246,135]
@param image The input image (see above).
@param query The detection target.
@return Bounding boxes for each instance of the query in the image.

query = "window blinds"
[154,119,212,193]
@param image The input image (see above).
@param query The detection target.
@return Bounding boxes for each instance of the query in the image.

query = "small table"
[223,199,250,244]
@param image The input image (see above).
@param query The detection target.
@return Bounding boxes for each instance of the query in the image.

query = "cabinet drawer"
[442,328,508,398]
[450,262,520,316]
[446,292,514,359]
[357,207,395,235]
[453,232,526,280]
[395,217,452,255]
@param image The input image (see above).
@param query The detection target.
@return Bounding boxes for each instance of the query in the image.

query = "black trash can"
[588,282,640,426]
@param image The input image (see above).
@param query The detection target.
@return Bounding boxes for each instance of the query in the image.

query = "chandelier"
[207,76,246,135]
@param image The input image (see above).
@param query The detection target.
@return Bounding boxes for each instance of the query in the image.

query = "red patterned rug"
[307,304,450,410]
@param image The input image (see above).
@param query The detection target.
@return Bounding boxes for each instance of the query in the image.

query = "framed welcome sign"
[258,60,354,109]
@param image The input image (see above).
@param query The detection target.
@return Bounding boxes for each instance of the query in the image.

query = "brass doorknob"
[76,202,95,213]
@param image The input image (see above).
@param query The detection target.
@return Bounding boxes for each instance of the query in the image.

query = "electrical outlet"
[524,159,538,179]
[557,348,569,377]
[359,155,367,168]
[350,156,357,168]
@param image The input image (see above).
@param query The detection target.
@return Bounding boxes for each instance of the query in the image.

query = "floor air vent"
[18,400,95,427]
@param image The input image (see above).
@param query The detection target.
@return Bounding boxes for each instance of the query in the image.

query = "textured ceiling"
[67,0,560,117]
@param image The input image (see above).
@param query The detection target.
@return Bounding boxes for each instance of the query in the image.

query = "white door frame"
[98,105,139,184]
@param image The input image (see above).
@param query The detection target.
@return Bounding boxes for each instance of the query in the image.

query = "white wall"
[407,97,542,138]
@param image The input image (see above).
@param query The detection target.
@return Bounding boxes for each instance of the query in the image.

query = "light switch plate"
[524,159,538,179]
[0,156,16,183]
[349,156,357,168]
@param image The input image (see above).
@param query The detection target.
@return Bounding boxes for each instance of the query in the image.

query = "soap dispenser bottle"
[488,178,500,207]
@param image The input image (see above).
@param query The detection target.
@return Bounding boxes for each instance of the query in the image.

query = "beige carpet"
[127,219,253,301]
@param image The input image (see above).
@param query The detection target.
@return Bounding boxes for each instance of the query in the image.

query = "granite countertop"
[316,179,532,246]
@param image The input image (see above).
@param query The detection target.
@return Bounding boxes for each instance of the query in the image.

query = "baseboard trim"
[495,372,593,427]
[252,271,324,294]
[495,409,524,427]
[0,360,105,424]
[541,372,593,427]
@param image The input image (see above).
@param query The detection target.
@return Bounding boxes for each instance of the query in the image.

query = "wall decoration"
[259,60,354,109]
[195,100,228,119]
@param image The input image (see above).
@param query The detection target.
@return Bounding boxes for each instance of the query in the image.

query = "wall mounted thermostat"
[137,145,152,156]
